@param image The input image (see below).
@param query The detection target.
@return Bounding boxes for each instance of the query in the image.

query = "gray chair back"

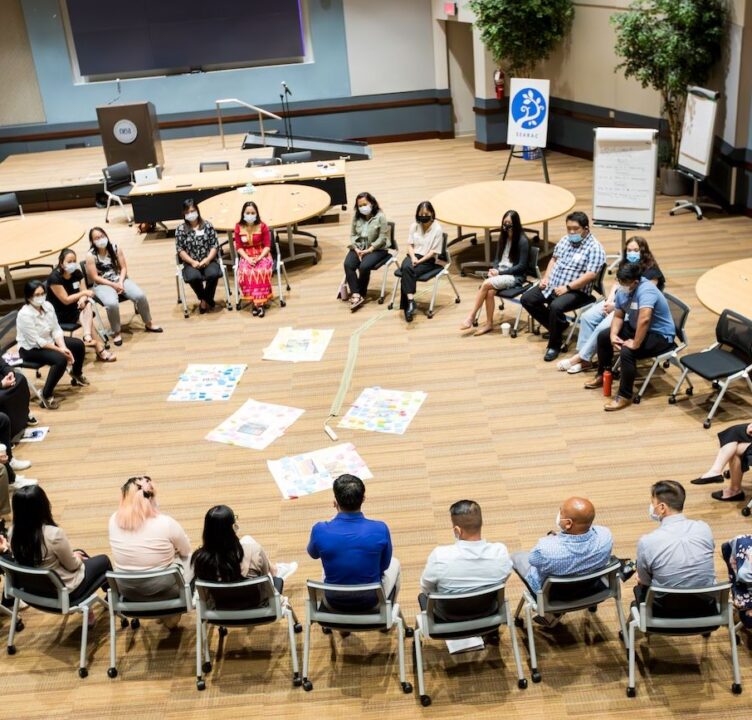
[280,151,312,164]
[103,162,132,190]
[0,192,21,218]
[592,262,608,297]
[423,583,507,637]
[195,576,282,625]
[305,580,391,629]
[537,558,622,616]
[199,161,230,173]
[0,556,72,613]
[387,221,398,253]
[0,310,19,356]
[716,309,752,362]
[246,157,281,167]
[638,583,731,633]
[664,292,690,348]
[106,567,192,617]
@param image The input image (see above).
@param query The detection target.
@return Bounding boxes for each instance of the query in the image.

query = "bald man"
[512,497,613,599]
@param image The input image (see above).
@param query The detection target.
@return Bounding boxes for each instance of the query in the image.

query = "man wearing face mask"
[635,481,715,615]
[521,211,606,361]
[586,261,675,411]
[420,500,512,596]
[511,497,613,622]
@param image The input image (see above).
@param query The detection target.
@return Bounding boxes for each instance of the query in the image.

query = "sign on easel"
[506,78,550,149]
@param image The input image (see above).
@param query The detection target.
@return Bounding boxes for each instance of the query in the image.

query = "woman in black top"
[47,249,116,362]
[460,209,529,335]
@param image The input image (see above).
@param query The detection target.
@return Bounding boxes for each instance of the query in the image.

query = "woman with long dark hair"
[85,226,161,345]
[460,210,529,335]
[234,201,273,317]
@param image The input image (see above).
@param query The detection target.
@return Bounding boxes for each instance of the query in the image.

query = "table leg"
[543,221,549,256]
[2,264,17,303]
[459,228,494,276]
[280,224,318,266]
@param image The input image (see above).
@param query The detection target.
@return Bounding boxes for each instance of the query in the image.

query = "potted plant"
[468,0,575,78]
[612,0,727,195]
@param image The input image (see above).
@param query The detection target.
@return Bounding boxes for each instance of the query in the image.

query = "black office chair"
[102,162,134,226]
[0,192,23,218]
[199,161,230,172]
[669,308,752,428]
[280,150,312,164]
[561,262,609,351]
[336,221,397,304]
[245,157,281,168]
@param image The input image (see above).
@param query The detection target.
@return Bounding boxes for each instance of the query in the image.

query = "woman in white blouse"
[399,201,444,322]
[16,279,88,410]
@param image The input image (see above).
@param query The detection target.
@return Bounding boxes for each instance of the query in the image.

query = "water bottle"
[603,369,613,397]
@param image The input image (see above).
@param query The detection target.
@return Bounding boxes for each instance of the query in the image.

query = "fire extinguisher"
[493,69,505,100]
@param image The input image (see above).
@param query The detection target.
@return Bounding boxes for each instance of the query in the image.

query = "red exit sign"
[444,2,457,16]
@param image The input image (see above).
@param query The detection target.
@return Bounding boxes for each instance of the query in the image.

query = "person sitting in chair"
[691,421,752,503]
[234,201,273,317]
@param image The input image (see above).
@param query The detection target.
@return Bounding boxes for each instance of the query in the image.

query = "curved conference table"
[198,184,331,265]
[0,215,86,303]
[695,258,752,316]
[431,180,576,273]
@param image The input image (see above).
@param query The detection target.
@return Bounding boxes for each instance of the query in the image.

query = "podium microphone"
[281,81,292,96]
[107,78,122,105]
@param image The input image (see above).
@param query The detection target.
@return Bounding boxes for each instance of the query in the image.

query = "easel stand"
[596,224,652,274]
[502,146,550,183]
[669,173,722,220]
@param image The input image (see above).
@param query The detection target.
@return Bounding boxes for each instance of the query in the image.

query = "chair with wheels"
[246,157,281,168]
[626,583,742,698]
[301,580,412,696]
[194,575,302,691]
[0,192,23,219]
[668,309,752,428]
[0,556,109,678]
[79,260,135,345]
[513,558,627,683]
[199,161,230,172]
[229,230,290,310]
[337,222,397,304]
[414,583,527,707]
[561,262,608,351]
[105,567,193,678]
[175,253,233,318]
[102,162,134,226]
[387,233,460,318]
[0,575,25,635]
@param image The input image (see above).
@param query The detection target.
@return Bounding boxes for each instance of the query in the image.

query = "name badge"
[630,301,638,310]
[72,282,80,290]
[239,233,248,241]
[572,253,583,262]
[196,230,205,238]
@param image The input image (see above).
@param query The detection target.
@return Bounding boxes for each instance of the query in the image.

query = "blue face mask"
[626,250,640,263]
[568,233,583,245]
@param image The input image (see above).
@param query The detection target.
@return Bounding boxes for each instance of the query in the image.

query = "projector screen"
[65,0,305,77]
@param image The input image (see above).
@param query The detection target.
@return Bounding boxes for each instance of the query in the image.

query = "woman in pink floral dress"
[234,201,273,317]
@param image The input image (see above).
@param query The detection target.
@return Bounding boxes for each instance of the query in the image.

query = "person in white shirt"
[420,499,513,597]
[399,201,444,323]
[16,279,88,410]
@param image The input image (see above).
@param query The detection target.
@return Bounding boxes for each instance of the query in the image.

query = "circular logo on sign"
[511,88,547,129]
[113,119,138,144]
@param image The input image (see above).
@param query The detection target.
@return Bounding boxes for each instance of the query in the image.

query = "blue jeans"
[576,301,613,361]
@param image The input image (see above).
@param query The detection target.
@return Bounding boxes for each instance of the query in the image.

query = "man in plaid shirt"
[521,211,606,361]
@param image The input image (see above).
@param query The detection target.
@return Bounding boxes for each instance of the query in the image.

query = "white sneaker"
[275,561,298,581]
[10,457,32,471]
[10,476,38,490]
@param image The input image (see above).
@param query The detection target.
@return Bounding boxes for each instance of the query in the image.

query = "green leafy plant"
[468,0,575,77]
[612,0,727,167]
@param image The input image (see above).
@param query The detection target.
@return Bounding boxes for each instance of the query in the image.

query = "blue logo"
[511,87,547,129]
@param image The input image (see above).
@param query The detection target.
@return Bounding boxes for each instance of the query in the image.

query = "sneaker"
[275,561,298,581]
[10,457,31,471]
[10,476,38,490]
[71,374,90,387]
[27,415,39,426]
[40,396,59,410]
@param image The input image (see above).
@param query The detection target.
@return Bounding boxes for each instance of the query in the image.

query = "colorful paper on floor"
[20,426,50,443]
[262,327,334,363]
[267,442,373,499]
[167,364,247,402]
[206,399,304,450]
[338,387,427,435]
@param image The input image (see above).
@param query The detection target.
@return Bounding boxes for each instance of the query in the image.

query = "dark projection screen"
[65,0,305,77]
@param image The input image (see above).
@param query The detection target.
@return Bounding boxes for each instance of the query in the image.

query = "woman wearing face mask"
[175,199,222,314]
[234,201,273,317]
[460,209,529,335]
[85,227,161,345]
[16,280,88,409]
[557,236,665,374]
[342,192,389,311]
[397,201,444,323]
[46,248,115,363]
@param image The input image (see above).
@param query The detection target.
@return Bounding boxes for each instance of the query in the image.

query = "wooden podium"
[96,102,164,170]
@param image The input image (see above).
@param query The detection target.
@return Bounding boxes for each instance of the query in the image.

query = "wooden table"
[0,215,86,303]
[430,180,576,273]
[695,258,752,316]
[198,184,332,265]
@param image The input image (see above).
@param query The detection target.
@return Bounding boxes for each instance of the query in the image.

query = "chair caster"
[514,618,523,628]
[454,298,460,304]
[619,630,624,641]
[7,644,16,655]
[741,507,751,517]
[633,396,641,405]
[626,686,636,698]
[427,311,434,319]
[402,681,413,694]
[130,619,140,630]
[532,328,540,336]
[378,297,384,304]
[120,618,129,629]
[510,329,517,338]
[302,679,313,691]
[280,299,287,308]
[312,258,318,266]
[236,304,241,311]
[531,670,541,683]
[218,626,228,638]
[294,623,303,633]
[686,387,693,396]
[197,679,206,691]
[460,271,466,277]
[518,678,528,689]
[703,420,712,429]
[202,661,212,673]
[470,237,477,245]
[420,695,432,707]
[387,303,394,310]
[405,626,414,638]
[78,667,88,678]
[472,319,479,327]
[183,312,189,319]
[13,619,23,632]
[588,606,598,613]
[107,667,118,678]
[663,360,670,368]
[321,627,332,635]
[702,632,711,638]
[668,396,677,405]
[736,634,741,645]
[732,683,742,695]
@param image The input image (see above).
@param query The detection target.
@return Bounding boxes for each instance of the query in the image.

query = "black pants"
[399,255,440,308]
[596,324,673,400]
[19,338,85,400]
[343,249,389,296]
[521,285,592,350]
[0,413,16,484]
[183,261,222,303]
[0,372,30,440]
[69,554,112,604]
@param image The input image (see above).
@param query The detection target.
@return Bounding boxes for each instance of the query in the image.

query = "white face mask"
[93,238,108,249]
[243,213,257,224]
[358,203,372,216]
[185,211,199,223]
[648,502,661,522]
[31,296,45,307]
[64,262,78,274]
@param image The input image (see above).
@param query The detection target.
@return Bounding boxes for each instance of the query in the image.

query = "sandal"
[96,349,117,363]
[459,320,474,331]
[474,324,494,336]
[83,334,96,347]
[112,335,123,346]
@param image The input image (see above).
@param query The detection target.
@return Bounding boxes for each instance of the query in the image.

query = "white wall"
[343,0,436,96]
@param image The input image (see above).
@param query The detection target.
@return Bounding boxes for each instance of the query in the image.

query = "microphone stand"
[279,93,290,152]
[282,85,294,152]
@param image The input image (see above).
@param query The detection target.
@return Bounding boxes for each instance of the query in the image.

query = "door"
[446,21,475,136]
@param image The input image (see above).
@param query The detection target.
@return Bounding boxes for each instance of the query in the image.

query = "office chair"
[246,158,281,168]
[280,151,312,164]
[561,262,608,351]
[0,192,23,218]
[102,162,134,226]
[226,229,290,310]
[336,221,398,304]
[175,252,233,318]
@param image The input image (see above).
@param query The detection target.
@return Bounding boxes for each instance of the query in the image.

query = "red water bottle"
[603,370,613,397]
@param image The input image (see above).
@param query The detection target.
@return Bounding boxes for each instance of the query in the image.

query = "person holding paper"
[234,201,273,317]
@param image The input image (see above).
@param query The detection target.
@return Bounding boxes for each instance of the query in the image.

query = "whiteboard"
[677,87,719,179]
[593,128,658,228]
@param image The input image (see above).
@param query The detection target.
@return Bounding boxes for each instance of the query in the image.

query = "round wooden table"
[0,215,86,303]
[430,180,576,273]
[695,258,752,316]
[198,184,331,265]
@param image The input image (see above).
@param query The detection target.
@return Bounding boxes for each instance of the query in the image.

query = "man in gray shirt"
[635,480,716,616]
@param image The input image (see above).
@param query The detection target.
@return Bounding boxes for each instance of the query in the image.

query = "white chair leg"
[523,601,538,680]
[427,275,441,316]
[615,594,629,647]
[670,367,690,397]
[505,600,527,688]
[195,612,204,687]
[105,195,113,223]
[394,614,410,691]
[446,273,461,301]
[627,620,637,696]
[202,621,210,665]
[221,267,232,310]
[176,270,189,318]
[285,608,301,684]
[706,380,730,423]
[79,606,89,676]
[729,612,742,692]
[414,625,427,702]
[301,601,312,690]
[387,277,400,310]
[107,590,117,678]
[7,596,19,649]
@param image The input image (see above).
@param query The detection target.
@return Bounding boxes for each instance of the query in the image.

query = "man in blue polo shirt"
[307,474,400,609]
[586,261,675,411]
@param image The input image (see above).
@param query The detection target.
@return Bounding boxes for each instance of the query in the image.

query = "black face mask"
[417,215,433,224]
[502,224,513,231]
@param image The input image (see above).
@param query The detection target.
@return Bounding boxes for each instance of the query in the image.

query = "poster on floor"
[262,327,334,363]
[206,399,304,450]
[267,442,373,499]
[167,364,247,402]
[338,387,427,435]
